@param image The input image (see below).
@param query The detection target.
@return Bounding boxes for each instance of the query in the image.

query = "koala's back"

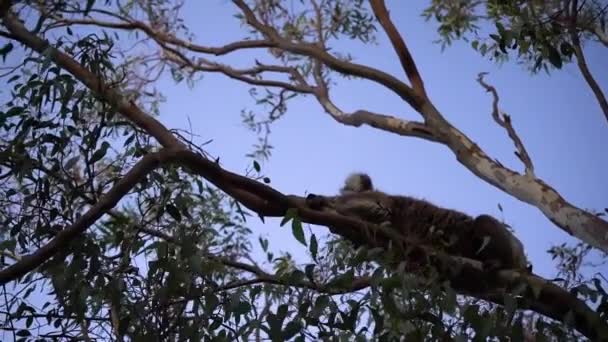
[390,196,473,238]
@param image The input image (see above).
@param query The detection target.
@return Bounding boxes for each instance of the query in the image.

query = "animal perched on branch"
[306,173,529,272]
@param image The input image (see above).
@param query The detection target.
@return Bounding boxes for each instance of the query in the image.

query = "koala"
[306,173,529,272]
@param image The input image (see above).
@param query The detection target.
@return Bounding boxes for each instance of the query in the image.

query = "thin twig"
[477,73,535,177]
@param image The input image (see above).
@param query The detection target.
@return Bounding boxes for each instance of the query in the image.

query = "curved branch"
[477,73,535,177]
[316,97,441,143]
[1,142,606,339]
[48,15,275,56]
[162,52,314,94]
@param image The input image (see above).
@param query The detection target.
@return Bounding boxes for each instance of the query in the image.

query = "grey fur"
[308,173,529,271]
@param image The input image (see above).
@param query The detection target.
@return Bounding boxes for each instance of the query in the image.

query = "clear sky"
[0,2,605,341]
[152,1,607,278]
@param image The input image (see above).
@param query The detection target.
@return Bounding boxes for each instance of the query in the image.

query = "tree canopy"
[0,0,607,341]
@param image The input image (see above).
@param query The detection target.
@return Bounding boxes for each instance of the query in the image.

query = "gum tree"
[0,0,606,340]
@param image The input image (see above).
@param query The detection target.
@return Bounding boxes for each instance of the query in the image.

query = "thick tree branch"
[425,100,608,252]
[370,0,428,99]
[477,73,535,177]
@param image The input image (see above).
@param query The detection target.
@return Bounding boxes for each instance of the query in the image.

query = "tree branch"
[477,73,535,177]
[370,0,428,99]
[315,96,441,143]
[568,0,608,126]
[231,0,426,113]
[1,4,606,338]
[162,52,314,94]
[45,15,275,56]
[0,149,175,284]
[128,228,372,295]
[171,150,608,341]
[19,2,606,254]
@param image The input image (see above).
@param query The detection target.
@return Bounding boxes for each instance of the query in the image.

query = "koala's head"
[340,173,374,194]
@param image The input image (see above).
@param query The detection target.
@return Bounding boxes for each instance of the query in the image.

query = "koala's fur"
[306,173,529,271]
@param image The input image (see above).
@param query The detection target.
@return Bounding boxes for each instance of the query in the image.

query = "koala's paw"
[306,194,327,210]
[482,259,503,273]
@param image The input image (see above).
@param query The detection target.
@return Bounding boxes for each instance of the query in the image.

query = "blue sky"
[149,1,608,278]
[0,2,605,340]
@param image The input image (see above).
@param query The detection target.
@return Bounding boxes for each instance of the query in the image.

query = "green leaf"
[277,303,288,321]
[0,239,16,252]
[312,295,330,317]
[90,141,110,164]
[85,0,95,15]
[371,308,384,334]
[309,233,318,260]
[291,217,306,246]
[4,106,24,118]
[560,42,574,57]
[304,264,315,281]
[327,269,355,288]
[64,156,79,170]
[234,301,251,316]
[16,329,31,337]
[7,74,19,83]
[259,237,269,252]
[282,320,302,340]
[165,204,182,222]
[280,208,298,227]
[253,160,261,172]
[547,45,562,68]
[0,42,14,62]
[495,22,506,34]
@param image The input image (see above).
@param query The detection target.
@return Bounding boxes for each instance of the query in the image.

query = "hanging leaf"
[292,217,306,246]
[90,141,110,164]
[166,204,182,222]
[547,45,562,68]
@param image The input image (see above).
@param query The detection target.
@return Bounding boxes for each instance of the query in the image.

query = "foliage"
[0,0,606,341]
[423,0,607,72]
